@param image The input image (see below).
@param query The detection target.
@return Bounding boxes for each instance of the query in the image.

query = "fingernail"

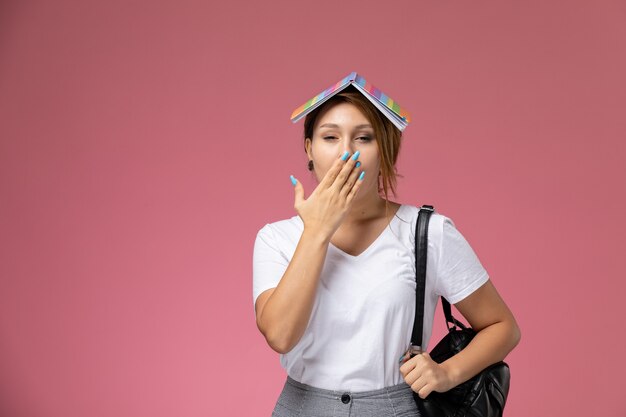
[351,151,360,160]
[358,171,365,181]
[341,151,350,161]
[290,175,297,186]
[355,161,361,168]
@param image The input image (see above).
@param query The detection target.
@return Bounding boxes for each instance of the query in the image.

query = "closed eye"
[323,136,372,141]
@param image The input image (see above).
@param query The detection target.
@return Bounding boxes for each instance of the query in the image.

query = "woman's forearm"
[441,319,521,388]
[257,227,330,354]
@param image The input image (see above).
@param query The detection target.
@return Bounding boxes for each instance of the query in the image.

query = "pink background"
[1,0,625,416]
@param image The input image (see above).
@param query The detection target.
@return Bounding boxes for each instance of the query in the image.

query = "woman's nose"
[342,140,355,154]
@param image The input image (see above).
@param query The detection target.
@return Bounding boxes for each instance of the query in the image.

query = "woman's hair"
[303,85,403,200]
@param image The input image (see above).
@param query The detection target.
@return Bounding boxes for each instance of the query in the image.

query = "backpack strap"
[409,204,434,352]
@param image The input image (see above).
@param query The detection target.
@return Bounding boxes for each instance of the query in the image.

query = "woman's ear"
[304,138,313,160]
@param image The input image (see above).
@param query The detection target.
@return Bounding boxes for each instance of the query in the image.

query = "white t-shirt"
[252,204,489,392]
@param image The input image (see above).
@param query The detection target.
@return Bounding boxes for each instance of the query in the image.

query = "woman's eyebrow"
[318,123,373,129]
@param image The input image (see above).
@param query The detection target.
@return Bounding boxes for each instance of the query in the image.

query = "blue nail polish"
[351,151,360,160]
[290,175,297,186]
[341,151,350,161]
[355,161,361,168]
[358,171,365,181]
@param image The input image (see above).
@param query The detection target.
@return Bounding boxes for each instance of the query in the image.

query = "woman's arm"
[255,153,364,354]
[440,280,521,387]
[400,280,521,398]
[255,228,330,354]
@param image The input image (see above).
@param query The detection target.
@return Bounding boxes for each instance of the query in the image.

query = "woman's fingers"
[329,151,360,191]
[319,151,351,189]
[401,353,454,399]
[412,379,433,399]
[340,161,363,200]
[291,175,305,208]
[295,150,363,237]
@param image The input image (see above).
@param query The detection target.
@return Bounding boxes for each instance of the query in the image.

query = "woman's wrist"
[301,226,332,246]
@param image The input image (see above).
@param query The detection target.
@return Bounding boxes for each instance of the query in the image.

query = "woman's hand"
[291,151,364,241]
[399,352,457,399]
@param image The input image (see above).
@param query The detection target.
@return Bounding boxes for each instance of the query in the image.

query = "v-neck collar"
[328,204,404,259]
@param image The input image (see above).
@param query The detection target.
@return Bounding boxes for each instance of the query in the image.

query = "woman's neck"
[343,193,395,225]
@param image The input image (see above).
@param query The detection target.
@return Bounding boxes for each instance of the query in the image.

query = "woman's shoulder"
[396,203,452,225]
[255,213,304,242]
[394,203,457,249]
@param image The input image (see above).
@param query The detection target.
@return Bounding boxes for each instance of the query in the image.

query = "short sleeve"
[434,216,490,304]
[252,224,289,310]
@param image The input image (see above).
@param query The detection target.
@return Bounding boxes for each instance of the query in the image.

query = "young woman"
[252,80,520,417]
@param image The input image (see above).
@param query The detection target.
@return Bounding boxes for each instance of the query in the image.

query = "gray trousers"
[272,376,421,417]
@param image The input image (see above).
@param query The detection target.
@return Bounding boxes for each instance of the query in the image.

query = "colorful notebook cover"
[290,72,411,131]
